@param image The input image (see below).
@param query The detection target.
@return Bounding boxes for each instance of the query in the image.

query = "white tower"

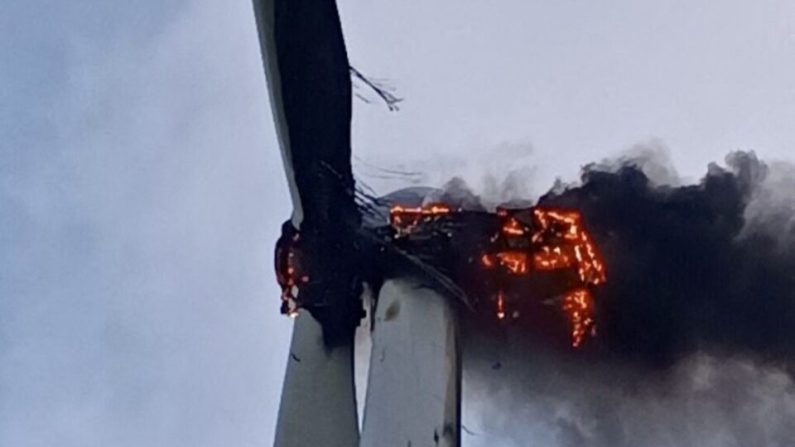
[361,279,460,447]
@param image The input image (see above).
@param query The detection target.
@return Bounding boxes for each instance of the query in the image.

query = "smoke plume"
[456,151,795,446]
[534,151,794,363]
[463,348,795,447]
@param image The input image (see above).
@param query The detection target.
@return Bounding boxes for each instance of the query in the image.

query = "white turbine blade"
[274,311,359,447]
[361,279,461,447]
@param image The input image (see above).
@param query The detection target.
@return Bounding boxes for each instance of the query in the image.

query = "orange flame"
[502,217,526,236]
[389,203,451,236]
[481,207,606,287]
[484,207,606,347]
[275,233,305,318]
[561,288,596,348]
[529,208,607,285]
[389,202,606,349]
[482,252,529,275]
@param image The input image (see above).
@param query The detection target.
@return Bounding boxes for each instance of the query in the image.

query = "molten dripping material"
[562,289,596,348]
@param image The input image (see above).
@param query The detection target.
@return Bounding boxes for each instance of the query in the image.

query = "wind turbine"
[253,1,461,445]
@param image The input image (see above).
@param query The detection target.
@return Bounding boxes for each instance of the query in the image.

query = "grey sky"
[2,1,794,446]
[341,0,795,192]
[2,1,290,445]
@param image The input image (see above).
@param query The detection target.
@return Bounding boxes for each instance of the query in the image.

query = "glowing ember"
[387,202,606,347]
[482,252,529,275]
[482,207,607,286]
[502,217,526,236]
[528,208,606,285]
[562,288,596,348]
[496,290,506,320]
[389,203,452,236]
[274,231,307,318]
[480,206,606,347]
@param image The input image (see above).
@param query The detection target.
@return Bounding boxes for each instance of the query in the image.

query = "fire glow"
[275,201,607,349]
[389,203,452,236]
[390,203,607,348]
[562,288,596,348]
[486,207,604,347]
[527,208,606,285]
[274,232,307,318]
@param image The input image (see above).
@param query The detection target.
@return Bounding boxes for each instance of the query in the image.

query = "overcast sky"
[2,1,795,446]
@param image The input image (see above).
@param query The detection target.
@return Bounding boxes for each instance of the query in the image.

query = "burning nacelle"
[276,202,607,348]
[388,204,606,348]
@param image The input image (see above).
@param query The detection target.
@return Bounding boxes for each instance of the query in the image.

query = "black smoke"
[453,151,795,447]
[356,151,795,445]
[531,151,795,365]
[364,151,795,365]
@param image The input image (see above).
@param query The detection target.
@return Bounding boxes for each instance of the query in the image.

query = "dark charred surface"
[273,0,356,225]
[271,0,363,345]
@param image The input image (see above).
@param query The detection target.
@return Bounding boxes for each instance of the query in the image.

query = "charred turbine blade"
[254,1,362,446]
[256,0,363,341]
